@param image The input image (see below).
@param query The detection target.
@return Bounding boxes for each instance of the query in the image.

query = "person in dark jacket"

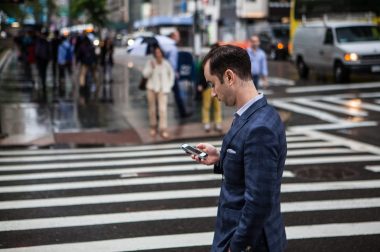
[167,30,190,118]
[22,30,36,85]
[77,35,100,100]
[100,37,114,83]
[50,30,61,87]
[35,29,51,102]
[58,35,74,98]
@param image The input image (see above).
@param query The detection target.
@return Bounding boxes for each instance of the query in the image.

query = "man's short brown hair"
[202,45,252,83]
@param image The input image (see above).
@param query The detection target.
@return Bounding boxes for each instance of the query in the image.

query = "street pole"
[193,0,201,62]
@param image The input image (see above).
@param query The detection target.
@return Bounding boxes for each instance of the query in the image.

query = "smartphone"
[180,144,208,160]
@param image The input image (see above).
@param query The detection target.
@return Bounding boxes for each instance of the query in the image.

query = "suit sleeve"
[229,126,279,251]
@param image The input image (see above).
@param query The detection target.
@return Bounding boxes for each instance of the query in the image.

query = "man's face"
[204,61,235,107]
[250,36,260,49]
[172,31,180,43]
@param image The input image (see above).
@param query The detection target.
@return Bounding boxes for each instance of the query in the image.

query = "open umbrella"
[126,35,176,56]
[126,37,149,56]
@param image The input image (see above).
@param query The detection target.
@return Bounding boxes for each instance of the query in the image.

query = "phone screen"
[186,145,203,155]
[181,144,207,159]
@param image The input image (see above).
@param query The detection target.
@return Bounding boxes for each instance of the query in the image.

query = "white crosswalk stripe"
[1,179,380,210]
[2,198,380,232]
[2,223,380,252]
[286,82,380,93]
[365,165,380,173]
[0,131,380,251]
[272,91,380,124]
[322,97,380,113]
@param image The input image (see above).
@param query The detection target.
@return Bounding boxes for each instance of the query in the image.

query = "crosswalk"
[1,130,380,251]
[271,91,380,124]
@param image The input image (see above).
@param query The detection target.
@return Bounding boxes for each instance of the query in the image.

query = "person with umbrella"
[142,45,174,139]
[127,31,191,118]
[126,34,176,57]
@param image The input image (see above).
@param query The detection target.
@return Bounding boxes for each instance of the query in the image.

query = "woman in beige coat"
[143,46,175,139]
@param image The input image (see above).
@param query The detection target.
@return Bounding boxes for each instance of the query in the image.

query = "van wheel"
[334,62,349,83]
[297,58,309,79]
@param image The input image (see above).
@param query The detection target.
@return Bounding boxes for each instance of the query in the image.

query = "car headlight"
[344,53,359,62]
[127,39,134,46]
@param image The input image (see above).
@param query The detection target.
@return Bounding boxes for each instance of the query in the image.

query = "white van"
[292,21,380,82]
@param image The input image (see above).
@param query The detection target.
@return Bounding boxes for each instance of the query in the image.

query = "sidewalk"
[0,49,233,148]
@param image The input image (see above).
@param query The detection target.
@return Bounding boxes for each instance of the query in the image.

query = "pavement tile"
[0,133,54,146]
[54,129,142,146]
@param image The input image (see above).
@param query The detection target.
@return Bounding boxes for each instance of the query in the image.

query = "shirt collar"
[235,93,264,117]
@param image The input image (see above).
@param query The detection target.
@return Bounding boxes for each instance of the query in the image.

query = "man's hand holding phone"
[181,143,220,165]
[181,144,208,160]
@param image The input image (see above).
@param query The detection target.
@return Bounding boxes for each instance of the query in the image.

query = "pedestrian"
[22,30,36,85]
[50,30,61,87]
[35,29,51,102]
[13,30,24,63]
[167,30,189,118]
[142,46,175,139]
[77,35,100,101]
[100,37,114,83]
[197,63,223,132]
[57,34,74,98]
[247,35,269,89]
[190,45,287,252]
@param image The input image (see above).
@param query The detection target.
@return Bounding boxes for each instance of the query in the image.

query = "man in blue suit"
[191,45,287,252]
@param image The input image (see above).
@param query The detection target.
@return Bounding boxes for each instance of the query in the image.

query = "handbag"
[139,77,147,90]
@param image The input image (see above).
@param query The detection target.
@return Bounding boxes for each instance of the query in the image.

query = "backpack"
[58,41,72,65]
[65,43,73,62]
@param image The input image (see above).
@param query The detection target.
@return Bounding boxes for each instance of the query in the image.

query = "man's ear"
[225,69,234,86]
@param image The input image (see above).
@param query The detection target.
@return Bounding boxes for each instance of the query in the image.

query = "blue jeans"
[172,79,188,117]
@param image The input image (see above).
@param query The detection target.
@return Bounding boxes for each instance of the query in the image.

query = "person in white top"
[143,46,175,139]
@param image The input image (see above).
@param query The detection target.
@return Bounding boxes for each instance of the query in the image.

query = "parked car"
[292,21,380,82]
[252,23,289,60]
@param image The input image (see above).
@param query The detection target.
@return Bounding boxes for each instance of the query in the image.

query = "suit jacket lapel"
[220,97,268,167]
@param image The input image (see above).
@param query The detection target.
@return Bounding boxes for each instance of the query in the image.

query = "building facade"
[127,0,289,45]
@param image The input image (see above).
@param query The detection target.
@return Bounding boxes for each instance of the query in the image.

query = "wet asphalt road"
[0,47,380,251]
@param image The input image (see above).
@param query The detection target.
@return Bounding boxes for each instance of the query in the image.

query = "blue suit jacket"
[212,97,287,252]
